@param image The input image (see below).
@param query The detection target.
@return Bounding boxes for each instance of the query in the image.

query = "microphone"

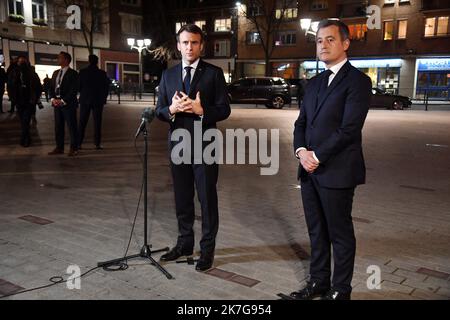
[135,107,156,138]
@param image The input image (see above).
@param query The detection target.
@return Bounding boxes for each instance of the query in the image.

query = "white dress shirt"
[182,58,200,83]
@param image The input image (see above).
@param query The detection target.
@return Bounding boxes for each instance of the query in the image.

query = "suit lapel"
[189,59,205,98]
[174,63,183,92]
[312,61,351,122]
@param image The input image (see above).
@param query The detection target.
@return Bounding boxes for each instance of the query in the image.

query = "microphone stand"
[98,122,173,279]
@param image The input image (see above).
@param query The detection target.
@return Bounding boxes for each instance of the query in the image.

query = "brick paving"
[0,99,449,300]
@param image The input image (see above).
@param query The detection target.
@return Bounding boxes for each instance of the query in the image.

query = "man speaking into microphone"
[156,24,230,271]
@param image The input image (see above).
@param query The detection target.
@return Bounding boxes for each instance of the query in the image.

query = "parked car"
[371,88,412,110]
[227,77,292,109]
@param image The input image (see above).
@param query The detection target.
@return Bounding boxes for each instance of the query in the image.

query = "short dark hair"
[88,54,99,65]
[317,19,350,41]
[176,23,205,43]
[59,51,72,64]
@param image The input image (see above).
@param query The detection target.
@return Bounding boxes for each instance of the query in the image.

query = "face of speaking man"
[316,25,350,68]
[177,31,204,65]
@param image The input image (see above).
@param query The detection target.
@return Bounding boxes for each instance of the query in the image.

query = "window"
[8,0,23,16]
[248,4,263,16]
[397,20,407,39]
[384,0,395,4]
[256,79,271,86]
[214,40,230,57]
[120,13,142,35]
[246,31,261,44]
[275,31,296,46]
[383,21,394,40]
[121,0,141,6]
[175,21,186,34]
[32,0,46,20]
[348,24,367,41]
[311,0,328,10]
[424,16,449,37]
[275,8,298,20]
[214,18,231,32]
[195,20,206,31]
[437,16,449,36]
[425,17,436,37]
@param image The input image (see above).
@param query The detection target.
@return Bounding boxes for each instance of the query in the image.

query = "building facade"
[149,0,238,83]
[0,0,110,81]
[236,0,450,100]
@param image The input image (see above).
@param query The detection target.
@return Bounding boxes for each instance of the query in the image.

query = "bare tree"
[239,0,297,76]
[51,0,109,55]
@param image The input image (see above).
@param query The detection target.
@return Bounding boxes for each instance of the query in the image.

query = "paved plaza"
[0,99,449,300]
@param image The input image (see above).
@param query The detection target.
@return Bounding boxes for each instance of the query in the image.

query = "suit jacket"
[293,61,372,188]
[10,66,42,106]
[50,67,79,108]
[79,65,109,105]
[156,59,231,136]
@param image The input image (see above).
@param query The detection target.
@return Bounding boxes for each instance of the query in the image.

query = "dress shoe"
[195,252,214,271]
[289,281,330,300]
[48,148,64,155]
[67,149,78,157]
[160,247,193,262]
[321,289,351,300]
[95,145,103,150]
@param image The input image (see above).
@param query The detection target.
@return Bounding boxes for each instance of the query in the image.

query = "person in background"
[10,56,42,147]
[7,57,19,113]
[43,74,51,102]
[0,65,7,113]
[48,51,79,157]
[78,54,109,150]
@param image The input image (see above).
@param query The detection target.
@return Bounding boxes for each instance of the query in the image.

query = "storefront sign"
[418,58,450,71]
[302,59,402,70]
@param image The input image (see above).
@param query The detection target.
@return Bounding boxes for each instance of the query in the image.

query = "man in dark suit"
[0,65,6,113]
[291,20,372,300]
[78,54,109,150]
[156,24,231,271]
[48,51,79,157]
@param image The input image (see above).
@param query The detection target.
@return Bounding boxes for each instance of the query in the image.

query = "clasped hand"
[169,91,203,116]
[298,150,319,173]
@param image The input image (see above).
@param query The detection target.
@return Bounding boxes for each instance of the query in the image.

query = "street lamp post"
[300,18,320,75]
[127,38,152,98]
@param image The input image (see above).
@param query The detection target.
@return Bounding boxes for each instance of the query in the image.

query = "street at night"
[0,99,449,300]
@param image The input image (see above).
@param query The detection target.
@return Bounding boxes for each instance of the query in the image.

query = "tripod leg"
[146,254,174,279]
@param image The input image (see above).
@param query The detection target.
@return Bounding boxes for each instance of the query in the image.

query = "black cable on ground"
[0,136,146,299]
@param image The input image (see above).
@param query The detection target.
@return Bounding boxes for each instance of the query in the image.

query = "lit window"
[275,8,298,19]
[397,20,407,39]
[246,32,261,44]
[383,21,394,40]
[348,24,367,41]
[175,21,186,34]
[424,17,436,37]
[195,20,206,31]
[437,16,449,36]
[214,18,231,32]
[275,31,296,46]
[214,40,230,57]
[424,16,449,37]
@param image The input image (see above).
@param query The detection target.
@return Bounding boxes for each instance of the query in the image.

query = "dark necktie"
[183,66,192,94]
[316,69,333,108]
